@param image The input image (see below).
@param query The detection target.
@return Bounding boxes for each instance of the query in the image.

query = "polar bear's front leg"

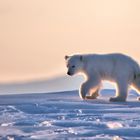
[79,82,89,99]
[79,78,100,100]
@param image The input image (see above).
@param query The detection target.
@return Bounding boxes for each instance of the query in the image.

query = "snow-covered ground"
[0,89,140,140]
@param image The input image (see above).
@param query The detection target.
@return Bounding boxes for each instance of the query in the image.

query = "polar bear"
[65,53,140,102]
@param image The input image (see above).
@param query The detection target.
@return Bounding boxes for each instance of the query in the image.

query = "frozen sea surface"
[0,89,140,140]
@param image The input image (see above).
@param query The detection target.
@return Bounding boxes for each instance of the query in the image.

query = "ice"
[106,122,123,129]
[1,123,13,127]
[39,121,53,127]
[0,89,140,139]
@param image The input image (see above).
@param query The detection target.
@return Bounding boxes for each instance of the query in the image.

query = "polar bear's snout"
[67,71,70,75]
[67,67,75,76]
[67,71,72,76]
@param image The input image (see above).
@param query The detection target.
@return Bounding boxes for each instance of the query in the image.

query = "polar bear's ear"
[65,55,70,60]
[80,55,83,61]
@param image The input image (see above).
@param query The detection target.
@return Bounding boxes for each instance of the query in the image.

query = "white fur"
[65,53,140,102]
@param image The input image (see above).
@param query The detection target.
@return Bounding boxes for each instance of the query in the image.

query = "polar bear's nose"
[67,71,71,75]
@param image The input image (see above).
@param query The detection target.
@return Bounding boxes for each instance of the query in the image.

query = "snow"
[0,89,140,140]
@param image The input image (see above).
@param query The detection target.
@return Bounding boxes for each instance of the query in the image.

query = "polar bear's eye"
[72,65,75,68]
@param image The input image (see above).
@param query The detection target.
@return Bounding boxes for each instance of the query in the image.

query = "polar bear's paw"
[85,96,97,99]
[137,97,140,101]
[109,97,126,102]
[85,92,99,100]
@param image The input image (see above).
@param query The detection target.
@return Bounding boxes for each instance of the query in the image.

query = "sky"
[0,0,140,83]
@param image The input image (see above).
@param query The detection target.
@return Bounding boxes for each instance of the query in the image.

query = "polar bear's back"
[106,53,139,73]
[84,53,140,80]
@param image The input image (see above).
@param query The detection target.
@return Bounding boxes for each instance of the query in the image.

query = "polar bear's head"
[65,55,84,76]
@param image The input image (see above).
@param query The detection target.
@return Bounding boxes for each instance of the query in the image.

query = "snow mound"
[0,89,140,140]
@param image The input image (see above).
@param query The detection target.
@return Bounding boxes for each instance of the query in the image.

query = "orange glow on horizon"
[0,0,140,82]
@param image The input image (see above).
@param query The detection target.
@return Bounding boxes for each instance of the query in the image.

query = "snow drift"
[0,89,140,140]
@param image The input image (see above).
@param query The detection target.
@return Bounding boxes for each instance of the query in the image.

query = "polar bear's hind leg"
[133,76,140,92]
[110,80,128,102]
[132,76,140,100]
